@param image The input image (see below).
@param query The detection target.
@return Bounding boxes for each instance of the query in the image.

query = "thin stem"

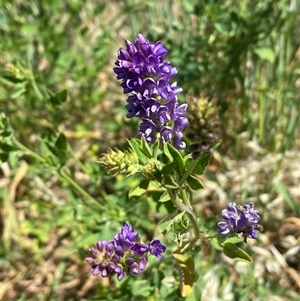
[67,147,90,175]
[59,169,108,213]
[166,188,188,212]
[31,77,44,101]
[13,137,109,213]
[12,138,46,163]
[178,158,198,186]
[181,187,190,207]
[181,193,200,243]
[166,187,200,242]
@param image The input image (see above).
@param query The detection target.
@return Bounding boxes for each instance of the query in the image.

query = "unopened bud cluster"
[142,158,162,180]
[98,148,139,176]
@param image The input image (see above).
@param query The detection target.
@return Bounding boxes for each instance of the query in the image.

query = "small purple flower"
[218,202,240,236]
[148,240,166,259]
[114,34,188,149]
[218,202,263,242]
[131,243,149,256]
[85,222,166,280]
[114,222,139,250]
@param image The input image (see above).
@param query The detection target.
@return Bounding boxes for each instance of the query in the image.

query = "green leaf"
[166,143,185,175]
[0,152,9,163]
[128,138,151,164]
[44,140,59,156]
[159,211,186,236]
[273,179,298,213]
[182,0,195,12]
[223,242,252,263]
[186,152,212,175]
[22,23,39,35]
[163,142,173,161]
[254,47,275,63]
[2,75,25,84]
[162,174,178,189]
[55,133,67,152]
[158,190,170,202]
[0,142,15,153]
[11,87,27,99]
[40,140,59,166]
[202,216,217,230]
[221,236,243,244]
[53,133,67,159]
[128,179,150,198]
[173,252,198,297]
[150,137,160,157]
[186,175,204,190]
[131,280,152,297]
[0,113,13,137]
[161,161,175,176]
[211,239,224,251]
[49,89,68,105]
[186,283,201,301]
[140,136,152,157]
[0,113,8,129]
[149,191,165,202]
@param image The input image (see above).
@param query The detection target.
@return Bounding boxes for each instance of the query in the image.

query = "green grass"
[1,0,299,300]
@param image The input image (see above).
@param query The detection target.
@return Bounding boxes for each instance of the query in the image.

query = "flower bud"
[142,158,162,180]
[98,148,139,176]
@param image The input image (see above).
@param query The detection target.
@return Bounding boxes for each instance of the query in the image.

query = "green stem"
[178,158,198,186]
[13,137,108,213]
[30,75,44,101]
[59,169,108,213]
[183,206,200,243]
[181,187,190,207]
[12,138,46,163]
[166,187,200,242]
[67,147,90,175]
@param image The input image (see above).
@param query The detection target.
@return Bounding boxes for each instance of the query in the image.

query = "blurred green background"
[1,0,299,300]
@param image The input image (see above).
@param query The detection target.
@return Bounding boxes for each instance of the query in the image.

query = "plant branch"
[166,187,200,243]
[178,158,198,186]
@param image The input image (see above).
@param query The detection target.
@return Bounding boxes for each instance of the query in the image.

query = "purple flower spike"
[113,34,188,149]
[85,222,166,280]
[218,202,263,242]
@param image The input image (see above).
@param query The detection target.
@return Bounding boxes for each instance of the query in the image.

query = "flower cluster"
[85,223,166,280]
[113,34,188,149]
[218,202,263,242]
